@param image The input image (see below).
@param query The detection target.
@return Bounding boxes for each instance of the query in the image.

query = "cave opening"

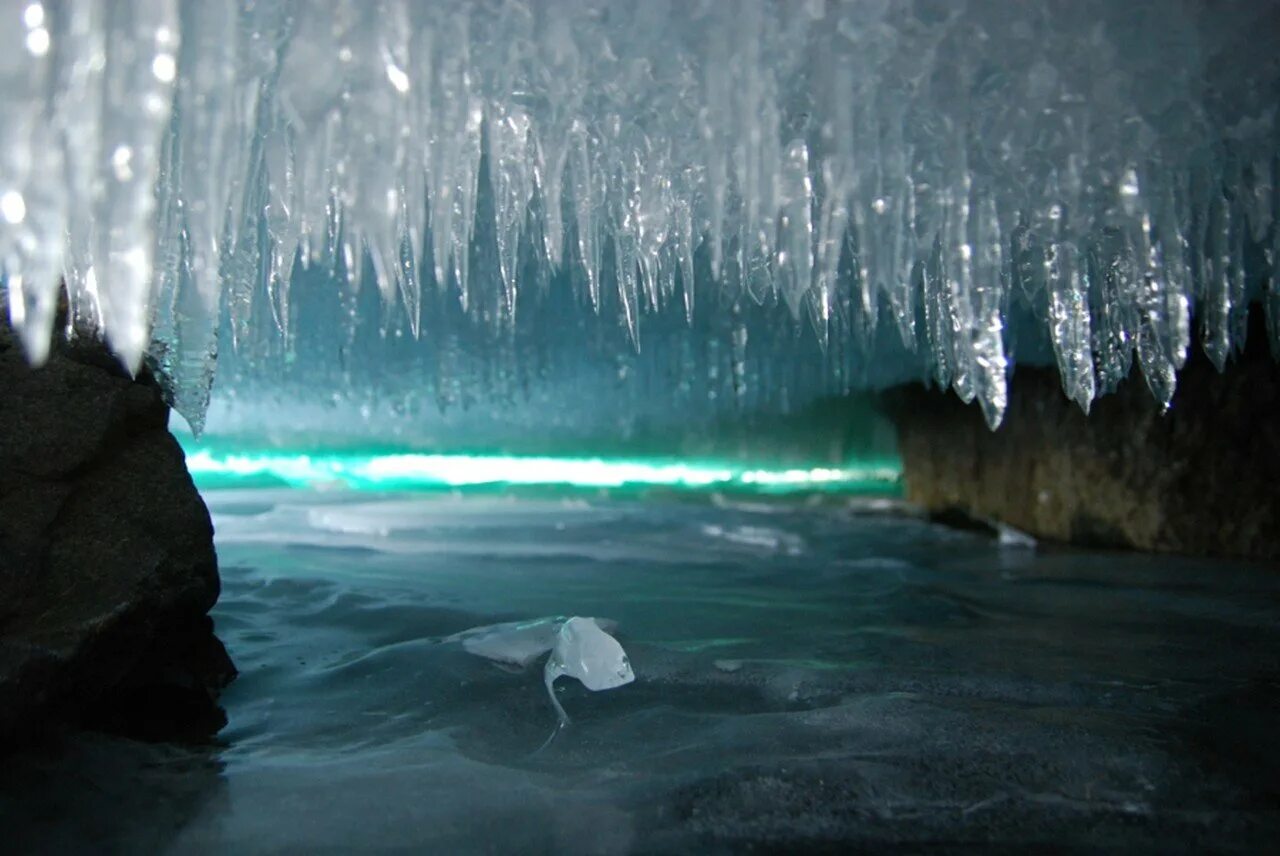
[2,1,1279,851]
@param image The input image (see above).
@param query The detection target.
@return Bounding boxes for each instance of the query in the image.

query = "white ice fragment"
[462,621,561,669]
[445,615,633,728]
[544,616,635,727]
[445,615,621,670]
[996,522,1037,550]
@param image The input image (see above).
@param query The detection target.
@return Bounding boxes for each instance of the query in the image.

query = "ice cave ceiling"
[1,0,1278,434]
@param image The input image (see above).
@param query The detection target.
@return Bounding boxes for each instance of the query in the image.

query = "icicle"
[675,198,695,323]
[156,0,238,427]
[0,0,64,363]
[1201,189,1232,372]
[54,0,107,334]
[701,17,730,281]
[613,221,640,351]
[1122,166,1178,409]
[1046,240,1096,412]
[0,0,1271,431]
[890,164,919,352]
[490,107,534,321]
[970,194,1007,429]
[90,0,179,373]
[945,160,976,406]
[923,233,952,389]
[571,120,601,310]
[777,139,813,318]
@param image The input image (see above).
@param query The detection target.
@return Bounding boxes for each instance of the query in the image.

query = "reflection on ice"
[997,521,1039,549]
[700,523,806,555]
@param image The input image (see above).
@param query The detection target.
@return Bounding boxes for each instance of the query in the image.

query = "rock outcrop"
[886,311,1280,560]
[0,318,234,748]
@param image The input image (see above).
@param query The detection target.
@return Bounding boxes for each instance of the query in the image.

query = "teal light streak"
[183,448,901,495]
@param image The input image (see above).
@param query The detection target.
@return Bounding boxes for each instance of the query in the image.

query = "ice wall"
[1,0,1278,432]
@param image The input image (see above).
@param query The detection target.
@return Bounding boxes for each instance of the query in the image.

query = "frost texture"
[1,0,1279,431]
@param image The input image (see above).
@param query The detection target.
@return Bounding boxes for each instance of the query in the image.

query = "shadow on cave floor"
[3,489,1279,853]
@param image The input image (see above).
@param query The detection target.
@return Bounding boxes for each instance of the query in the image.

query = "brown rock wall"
[886,314,1280,560]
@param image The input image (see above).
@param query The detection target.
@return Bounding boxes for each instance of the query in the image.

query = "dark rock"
[0,318,234,749]
[884,308,1280,560]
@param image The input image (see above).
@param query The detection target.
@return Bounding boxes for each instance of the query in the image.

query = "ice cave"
[2,0,1279,851]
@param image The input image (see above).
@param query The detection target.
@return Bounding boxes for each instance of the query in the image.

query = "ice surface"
[8,491,1275,851]
[2,1,1279,429]
[700,523,806,556]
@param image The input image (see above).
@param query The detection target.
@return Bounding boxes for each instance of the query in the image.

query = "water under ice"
[2,0,1279,429]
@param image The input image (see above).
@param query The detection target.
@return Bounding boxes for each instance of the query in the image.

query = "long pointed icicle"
[0,0,1275,430]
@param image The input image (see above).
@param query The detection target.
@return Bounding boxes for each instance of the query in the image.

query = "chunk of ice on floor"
[545,617,635,726]
[445,616,619,669]
[997,522,1038,549]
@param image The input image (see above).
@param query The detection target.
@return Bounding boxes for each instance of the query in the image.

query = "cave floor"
[4,490,1279,853]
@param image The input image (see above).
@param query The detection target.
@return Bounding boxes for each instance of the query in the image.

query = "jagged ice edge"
[1,0,1278,433]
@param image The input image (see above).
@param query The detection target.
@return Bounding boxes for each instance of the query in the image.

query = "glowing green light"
[354,454,737,487]
[183,448,900,494]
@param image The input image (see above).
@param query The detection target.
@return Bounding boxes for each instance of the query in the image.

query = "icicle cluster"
[1,0,1278,432]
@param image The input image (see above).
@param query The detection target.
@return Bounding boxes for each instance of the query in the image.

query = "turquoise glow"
[183,448,901,495]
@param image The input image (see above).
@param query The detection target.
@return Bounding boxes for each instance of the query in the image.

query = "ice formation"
[445,615,620,669]
[2,0,1279,430]
[544,616,634,727]
[446,615,634,727]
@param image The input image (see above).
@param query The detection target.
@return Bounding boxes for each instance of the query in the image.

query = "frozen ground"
[3,490,1279,852]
